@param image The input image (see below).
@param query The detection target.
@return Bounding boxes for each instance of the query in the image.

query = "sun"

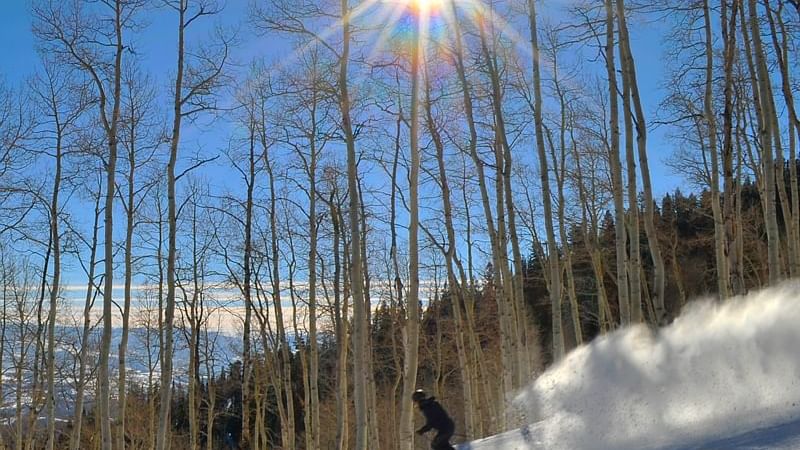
[406,0,446,14]
[358,0,447,63]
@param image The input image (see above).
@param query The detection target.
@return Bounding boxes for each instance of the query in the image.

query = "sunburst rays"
[258,0,535,74]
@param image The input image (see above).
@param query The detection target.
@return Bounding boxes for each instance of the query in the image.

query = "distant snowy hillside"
[458,282,800,450]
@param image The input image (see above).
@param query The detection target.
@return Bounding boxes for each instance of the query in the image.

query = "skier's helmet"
[412,389,427,402]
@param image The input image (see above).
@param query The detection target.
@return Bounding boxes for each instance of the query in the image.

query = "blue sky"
[1,0,685,288]
[0,0,682,193]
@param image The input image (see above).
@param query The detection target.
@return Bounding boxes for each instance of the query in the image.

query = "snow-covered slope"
[459,282,800,450]
[456,416,800,449]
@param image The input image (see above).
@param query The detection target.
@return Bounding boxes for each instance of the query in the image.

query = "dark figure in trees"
[413,389,456,450]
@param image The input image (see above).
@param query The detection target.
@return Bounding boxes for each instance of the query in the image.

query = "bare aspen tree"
[69,172,102,450]
[699,0,732,299]
[423,65,477,438]
[176,181,214,450]
[603,0,630,325]
[9,259,37,450]
[260,99,297,450]
[274,49,329,450]
[254,0,369,442]
[721,0,743,295]
[251,0,368,439]
[615,0,666,321]
[321,171,351,450]
[202,324,221,450]
[612,0,641,323]
[358,178,381,450]
[475,4,530,385]
[448,0,512,426]
[0,250,7,450]
[469,5,529,399]
[2,120,34,450]
[765,0,800,276]
[384,81,406,445]
[30,209,52,450]
[547,117,583,345]
[0,246,8,449]
[503,145,533,379]
[338,0,370,446]
[662,0,747,297]
[618,64,642,323]
[542,29,582,345]
[249,232,284,448]
[459,156,499,433]
[239,84,277,450]
[215,90,258,447]
[30,59,89,450]
[241,89,258,450]
[0,83,35,213]
[285,210,311,450]
[117,67,159,450]
[286,215,312,450]
[475,8,523,404]
[745,0,781,282]
[570,124,614,331]
[152,182,167,450]
[306,73,324,450]
[291,52,326,450]
[32,2,141,446]
[158,3,228,449]
[399,3,422,448]
[528,0,564,357]
[96,6,126,441]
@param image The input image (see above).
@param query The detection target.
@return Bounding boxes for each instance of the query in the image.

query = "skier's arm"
[417,411,433,434]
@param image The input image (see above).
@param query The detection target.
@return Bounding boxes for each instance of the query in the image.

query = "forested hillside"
[152,174,799,449]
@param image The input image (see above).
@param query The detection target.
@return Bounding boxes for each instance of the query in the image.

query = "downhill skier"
[413,389,456,450]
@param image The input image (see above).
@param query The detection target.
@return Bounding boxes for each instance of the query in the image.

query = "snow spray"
[513,281,800,450]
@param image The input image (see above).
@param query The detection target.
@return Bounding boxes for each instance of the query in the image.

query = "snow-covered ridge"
[465,281,800,449]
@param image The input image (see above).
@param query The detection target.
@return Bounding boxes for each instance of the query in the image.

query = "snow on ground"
[460,281,800,450]
[456,416,800,450]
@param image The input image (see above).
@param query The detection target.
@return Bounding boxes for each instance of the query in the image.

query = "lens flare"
[405,0,446,15]
[365,0,449,69]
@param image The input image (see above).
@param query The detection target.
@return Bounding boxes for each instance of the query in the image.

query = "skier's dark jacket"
[417,397,455,434]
